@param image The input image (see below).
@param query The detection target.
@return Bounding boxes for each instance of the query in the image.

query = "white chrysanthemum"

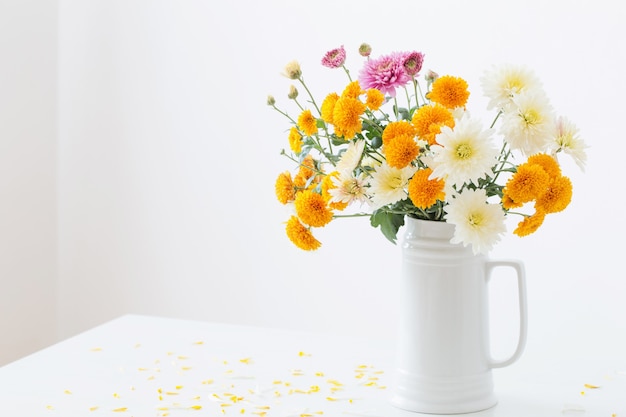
[499,90,555,155]
[444,189,506,255]
[429,116,499,189]
[329,171,369,205]
[480,64,544,111]
[367,162,418,209]
[549,116,588,171]
[336,139,366,173]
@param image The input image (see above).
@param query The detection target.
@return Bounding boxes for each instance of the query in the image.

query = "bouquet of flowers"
[269,44,587,254]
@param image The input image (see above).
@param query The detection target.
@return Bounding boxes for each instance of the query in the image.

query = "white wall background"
[0,0,57,364]
[1,0,625,366]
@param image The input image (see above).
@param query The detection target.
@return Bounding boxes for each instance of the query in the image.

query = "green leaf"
[370,210,405,245]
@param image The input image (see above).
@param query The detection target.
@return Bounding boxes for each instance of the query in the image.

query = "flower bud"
[288,85,298,99]
[266,95,276,106]
[425,70,439,84]
[282,60,302,80]
[358,43,372,57]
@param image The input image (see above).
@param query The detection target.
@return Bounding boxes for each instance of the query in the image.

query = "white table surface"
[0,314,624,416]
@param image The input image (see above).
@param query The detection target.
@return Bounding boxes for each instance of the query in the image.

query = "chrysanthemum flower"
[480,64,543,111]
[329,171,369,206]
[428,75,470,109]
[444,188,507,255]
[365,88,385,111]
[402,51,425,77]
[298,109,318,137]
[294,190,334,227]
[341,81,364,100]
[502,163,550,205]
[411,104,455,145]
[408,168,445,209]
[549,116,588,171]
[275,171,296,204]
[501,194,523,210]
[499,90,554,155]
[534,175,572,214]
[358,52,411,97]
[332,96,366,139]
[383,134,420,169]
[367,162,417,209]
[283,61,302,80]
[336,139,366,173]
[321,172,348,211]
[288,127,302,154]
[285,216,321,251]
[382,120,416,145]
[321,92,339,124]
[526,153,561,178]
[513,211,546,237]
[321,45,346,69]
[430,116,499,188]
[294,155,320,188]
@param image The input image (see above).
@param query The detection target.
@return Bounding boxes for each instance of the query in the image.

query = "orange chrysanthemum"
[527,153,562,178]
[501,194,523,210]
[275,171,296,204]
[534,175,572,214]
[297,109,318,137]
[383,134,419,169]
[428,75,470,109]
[342,80,364,99]
[411,104,455,145]
[294,190,334,227]
[365,88,385,111]
[382,120,416,145]
[288,127,302,154]
[407,168,445,209]
[321,92,339,124]
[503,163,550,205]
[513,211,546,237]
[294,155,320,189]
[321,172,348,211]
[332,97,366,139]
[285,216,321,251]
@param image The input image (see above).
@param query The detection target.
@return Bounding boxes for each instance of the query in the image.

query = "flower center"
[522,109,540,125]
[455,143,473,160]
[468,212,483,226]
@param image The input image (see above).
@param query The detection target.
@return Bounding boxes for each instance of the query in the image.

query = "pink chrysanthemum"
[358,52,411,97]
[402,51,425,77]
[321,45,347,69]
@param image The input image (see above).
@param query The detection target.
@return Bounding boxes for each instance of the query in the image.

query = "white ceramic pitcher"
[390,217,527,414]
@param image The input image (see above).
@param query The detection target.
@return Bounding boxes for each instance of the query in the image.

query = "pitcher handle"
[485,259,528,369]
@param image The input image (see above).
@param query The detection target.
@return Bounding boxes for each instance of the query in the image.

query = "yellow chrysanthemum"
[503,163,550,205]
[513,211,546,237]
[342,81,364,99]
[293,155,320,189]
[411,104,455,145]
[275,171,295,204]
[288,127,302,154]
[382,121,416,145]
[297,109,318,137]
[321,93,339,124]
[501,194,523,210]
[383,134,419,169]
[526,153,561,178]
[332,97,366,139]
[407,168,445,209]
[285,216,321,251]
[428,75,470,109]
[365,88,385,111]
[294,190,334,227]
[321,172,348,211]
[534,176,572,214]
